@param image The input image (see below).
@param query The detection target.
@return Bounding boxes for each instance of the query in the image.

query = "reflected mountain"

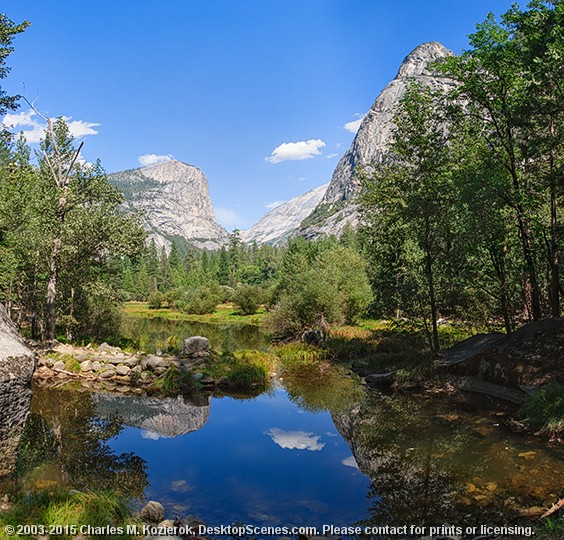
[93,392,210,438]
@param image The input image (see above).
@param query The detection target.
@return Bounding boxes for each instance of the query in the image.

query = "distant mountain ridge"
[109,160,229,250]
[299,41,454,238]
[240,183,329,246]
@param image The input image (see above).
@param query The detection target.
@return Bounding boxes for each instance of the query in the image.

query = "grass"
[155,364,195,395]
[46,352,81,373]
[123,301,267,326]
[203,349,276,391]
[518,384,564,438]
[0,490,138,540]
[536,516,564,539]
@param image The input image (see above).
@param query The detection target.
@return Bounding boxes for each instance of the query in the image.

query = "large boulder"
[439,318,564,392]
[0,304,36,478]
[182,336,210,357]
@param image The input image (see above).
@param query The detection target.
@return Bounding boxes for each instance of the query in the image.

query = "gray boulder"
[0,304,36,479]
[182,336,209,357]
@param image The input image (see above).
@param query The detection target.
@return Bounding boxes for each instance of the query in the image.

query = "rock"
[157,519,176,530]
[441,319,564,389]
[301,329,327,346]
[0,303,36,479]
[53,360,66,371]
[145,356,169,371]
[116,364,131,376]
[217,376,231,387]
[200,376,215,386]
[365,372,395,385]
[125,357,140,368]
[182,336,210,356]
[80,360,93,372]
[99,368,116,379]
[240,183,329,246]
[154,366,168,376]
[91,361,102,372]
[97,342,121,353]
[108,160,229,251]
[131,365,142,374]
[300,41,454,239]
[139,500,165,523]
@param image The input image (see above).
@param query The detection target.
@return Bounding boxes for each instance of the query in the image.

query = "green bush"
[232,284,265,315]
[178,285,221,315]
[147,291,165,309]
[267,244,372,338]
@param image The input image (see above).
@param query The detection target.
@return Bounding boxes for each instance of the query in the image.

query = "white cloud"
[343,113,365,134]
[266,428,325,451]
[2,109,99,143]
[62,117,99,139]
[344,118,364,134]
[138,153,174,167]
[326,153,338,159]
[266,139,326,164]
[342,455,360,470]
[265,200,286,210]
[215,207,245,230]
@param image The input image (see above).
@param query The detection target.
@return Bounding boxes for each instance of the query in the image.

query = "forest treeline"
[0,1,562,349]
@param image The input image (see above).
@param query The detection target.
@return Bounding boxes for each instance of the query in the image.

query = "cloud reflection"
[266,428,325,451]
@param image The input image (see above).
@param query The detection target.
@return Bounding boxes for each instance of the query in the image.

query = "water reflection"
[120,317,269,354]
[93,392,210,438]
[16,386,148,499]
[333,392,564,528]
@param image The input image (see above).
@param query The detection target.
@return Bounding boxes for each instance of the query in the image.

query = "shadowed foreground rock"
[0,304,36,478]
[439,318,564,395]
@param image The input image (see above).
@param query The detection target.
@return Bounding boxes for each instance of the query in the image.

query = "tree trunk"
[549,122,560,317]
[45,237,61,343]
[424,216,440,352]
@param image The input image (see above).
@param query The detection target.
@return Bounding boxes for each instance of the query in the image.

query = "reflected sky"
[108,386,371,527]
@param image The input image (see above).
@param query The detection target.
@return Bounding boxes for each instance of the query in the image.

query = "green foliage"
[178,284,221,315]
[155,364,195,395]
[0,490,137,540]
[232,283,265,315]
[147,290,165,309]
[518,385,564,438]
[267,240,372,338]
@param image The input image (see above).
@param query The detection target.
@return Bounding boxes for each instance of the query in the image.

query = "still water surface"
[10,318,564,532]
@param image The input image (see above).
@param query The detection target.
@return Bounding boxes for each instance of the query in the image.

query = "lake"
[7,317,564,535]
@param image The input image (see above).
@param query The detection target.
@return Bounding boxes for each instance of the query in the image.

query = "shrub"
[232,284,265,315]
[266,245,372,338]
[155,364,195,395]
[147,291,165,309]
[178,285,221,315]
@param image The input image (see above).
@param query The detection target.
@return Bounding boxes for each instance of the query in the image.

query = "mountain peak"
[109,160,228,250]
[397,41,453,78]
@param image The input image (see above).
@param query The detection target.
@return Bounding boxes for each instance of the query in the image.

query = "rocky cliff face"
[240,183,329,246]
[300,41,454,238]
[0,304,36,478]
[109,160,229,250]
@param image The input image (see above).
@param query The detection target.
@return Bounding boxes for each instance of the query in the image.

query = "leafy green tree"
[361,82,455,351]
[439,12,546,320]
[0,14,29,132]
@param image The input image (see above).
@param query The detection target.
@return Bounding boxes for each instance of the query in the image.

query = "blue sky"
[2,1,515,230]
